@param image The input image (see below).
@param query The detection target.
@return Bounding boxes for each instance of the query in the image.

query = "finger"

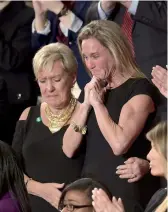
[151,78,162,90]
[112,196,122,210]
[155,65,168,73]
[128,176,140,183]
[118,198,125,209]
[52,183,65,189]
[124,157,137,164]
[116,165,127,170]
[119,173,134,179]
[152,67,166,81]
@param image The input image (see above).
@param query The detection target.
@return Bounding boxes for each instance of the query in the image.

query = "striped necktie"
[121,10,134,56]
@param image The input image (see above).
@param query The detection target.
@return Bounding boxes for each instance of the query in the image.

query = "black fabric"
[82,78,161,212]
[145,188,167,212]
[0,2,37,144]
[86,1,167,120]
[12,106,85,212]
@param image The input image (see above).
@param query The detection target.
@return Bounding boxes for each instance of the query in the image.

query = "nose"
[85,58,96,71]
[46,80,54,92]
[146,149,152,161]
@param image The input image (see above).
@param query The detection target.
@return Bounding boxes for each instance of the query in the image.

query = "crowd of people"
[0,1,167,212]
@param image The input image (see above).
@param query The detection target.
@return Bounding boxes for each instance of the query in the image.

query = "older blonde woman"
[63,20,161,211]
[92,121,167,212]
[12,43,85,212]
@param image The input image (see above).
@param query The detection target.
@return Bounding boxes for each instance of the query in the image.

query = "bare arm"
[63,102,91,158]
[92,94,154,155]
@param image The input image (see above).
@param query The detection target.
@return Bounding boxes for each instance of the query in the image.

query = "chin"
[150,169,162,177]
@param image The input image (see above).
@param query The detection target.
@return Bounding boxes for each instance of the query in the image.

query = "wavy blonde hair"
[33,43,78,78]
[78,20,146,78]
[146,121,167,160]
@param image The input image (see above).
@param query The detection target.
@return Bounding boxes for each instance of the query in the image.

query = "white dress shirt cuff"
[98,1,113,20]
[128,0,139,15]
[32,19,51,35]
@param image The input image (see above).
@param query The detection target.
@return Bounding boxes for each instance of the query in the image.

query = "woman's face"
[81,38,115,80]
[61,190,93,212]
[147,142,167,177]
[37,60,76,108]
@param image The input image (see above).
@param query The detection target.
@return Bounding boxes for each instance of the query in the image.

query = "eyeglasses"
[59,203,92,212]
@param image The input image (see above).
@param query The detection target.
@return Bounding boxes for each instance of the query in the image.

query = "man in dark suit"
[32,0,92,89]
[86,1,167,120]
[0,1,37,144]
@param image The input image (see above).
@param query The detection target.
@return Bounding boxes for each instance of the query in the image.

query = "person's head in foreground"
[58,178,111,212]
[33,43,77,109]
[0,140,30,212]
[91,121,168,212]
[146,121,167,178]
[78,20,144,83]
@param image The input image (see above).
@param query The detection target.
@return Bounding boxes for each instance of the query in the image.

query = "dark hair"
[58,178,111,209]
[0,140,31,212]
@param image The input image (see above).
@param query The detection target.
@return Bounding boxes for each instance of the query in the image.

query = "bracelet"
[71,121,87,135]
[25,178,33,187]
[57,5,69,18]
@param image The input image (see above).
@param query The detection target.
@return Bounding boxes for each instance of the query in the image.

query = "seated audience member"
[12,43,85,212]
[92,121,167,212]
[0,1,37,144]
[58,178,111,212]
[32,0,92,89]
[0,140,30,212]
[63,20,160,211]
[86,0,167,120]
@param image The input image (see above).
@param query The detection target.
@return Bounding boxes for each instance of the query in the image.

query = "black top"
[12,106,85,212]
[82,78,160,212]
[145,188,167,212]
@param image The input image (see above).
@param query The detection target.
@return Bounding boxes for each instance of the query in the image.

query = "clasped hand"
[84,76,107,108]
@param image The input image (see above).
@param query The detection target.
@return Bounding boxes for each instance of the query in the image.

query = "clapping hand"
[92,188,125,212]
[151,65,168,98]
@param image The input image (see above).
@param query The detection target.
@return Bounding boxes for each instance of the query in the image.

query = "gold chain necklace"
[45,96,77,133]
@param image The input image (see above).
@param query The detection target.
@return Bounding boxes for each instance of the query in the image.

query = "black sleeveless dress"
[12,106,85,212]
[81,78,161,212]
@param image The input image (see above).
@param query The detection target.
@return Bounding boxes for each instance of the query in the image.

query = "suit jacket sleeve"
[0,8,34,72]
[134,1,167,31]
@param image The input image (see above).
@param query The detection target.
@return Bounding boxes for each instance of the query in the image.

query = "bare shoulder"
[124,94,155,113]
[19,107,31,121]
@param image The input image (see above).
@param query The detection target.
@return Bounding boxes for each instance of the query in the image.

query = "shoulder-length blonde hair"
[33,43,78,79]
[146,121,167,160]
[78,20,145,79]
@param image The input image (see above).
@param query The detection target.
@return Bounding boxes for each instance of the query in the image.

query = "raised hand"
[32,0,46,17]
[151,65,168,98]
[41,0,64,15]
[92,188,125,212]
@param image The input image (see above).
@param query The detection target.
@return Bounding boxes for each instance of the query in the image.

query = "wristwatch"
[71,121,87,135]
[57,5,69,18]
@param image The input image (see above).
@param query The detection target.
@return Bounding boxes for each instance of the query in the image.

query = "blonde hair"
[33,43,78,78]
[78,20,145,78]
[146,121,167,160]
[155,196,168,212]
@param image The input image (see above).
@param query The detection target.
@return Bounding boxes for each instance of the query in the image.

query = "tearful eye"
[39,80,46,83]
[54,78,61,82]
